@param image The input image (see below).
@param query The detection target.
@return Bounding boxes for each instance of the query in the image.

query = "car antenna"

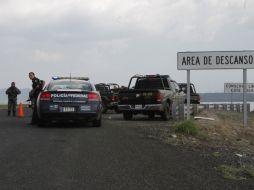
[70,72,71,81]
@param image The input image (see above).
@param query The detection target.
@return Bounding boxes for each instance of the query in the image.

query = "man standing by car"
[28,72,44,124]
[6,82,21,116]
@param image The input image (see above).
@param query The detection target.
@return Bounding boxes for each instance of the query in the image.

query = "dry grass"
[194,110,254,153]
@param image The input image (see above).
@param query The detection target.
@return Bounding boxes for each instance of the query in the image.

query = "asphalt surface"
[0,109,253,190]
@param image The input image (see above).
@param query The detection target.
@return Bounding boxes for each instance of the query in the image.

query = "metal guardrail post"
[179,104,185,120]
[230,104,234,111]
[171,102,177,120]
[223,104,227,111]
[236,104,240,112]
[193,104,198,115]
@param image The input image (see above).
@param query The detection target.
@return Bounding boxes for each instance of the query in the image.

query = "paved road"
[0,109,253,190]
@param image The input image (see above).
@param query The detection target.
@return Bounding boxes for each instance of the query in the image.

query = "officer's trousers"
[31,97,38,124]
[8,99,17,116]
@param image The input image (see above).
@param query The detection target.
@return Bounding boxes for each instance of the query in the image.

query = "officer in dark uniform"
[29,72,44,124]
[6,82,21,116]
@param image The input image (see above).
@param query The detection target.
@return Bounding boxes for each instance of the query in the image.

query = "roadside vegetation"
[0,104,30,110]
[145,109,254,180]
[174,119,199,136]
[0,104,7,109]
[217,164,254,180]
[167,110,254,150]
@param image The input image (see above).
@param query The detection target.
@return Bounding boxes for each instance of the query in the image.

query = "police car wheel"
[92,117,101,127]
[37,119,47,127]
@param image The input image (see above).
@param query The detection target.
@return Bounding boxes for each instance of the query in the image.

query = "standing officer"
[28,72,44,124]
[6,82,21,116]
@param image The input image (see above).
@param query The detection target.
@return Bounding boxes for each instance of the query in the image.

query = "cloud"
[32,50,64,62]
[1,0,254,91]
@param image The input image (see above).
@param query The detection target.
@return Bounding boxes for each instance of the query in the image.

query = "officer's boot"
[13,111,16,117]
[8,111,11,116]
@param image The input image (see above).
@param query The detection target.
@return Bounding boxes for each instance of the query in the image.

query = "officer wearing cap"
[29,72,44,124]
[6,82,21,116]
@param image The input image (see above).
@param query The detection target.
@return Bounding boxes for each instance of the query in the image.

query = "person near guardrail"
[6,82,21,116]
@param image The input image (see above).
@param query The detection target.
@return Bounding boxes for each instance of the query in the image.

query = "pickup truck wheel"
[148,112,155,119]
[114,107,121,114]
[161,103,171,121]
[123,112,133,120]
[102,102,107,114]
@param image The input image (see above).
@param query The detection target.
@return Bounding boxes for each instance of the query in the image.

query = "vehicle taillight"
[156,93,164,103]
[88,92,101,101]
[197,96,201,102]
[40,91,51,101]
[111,95,118,102]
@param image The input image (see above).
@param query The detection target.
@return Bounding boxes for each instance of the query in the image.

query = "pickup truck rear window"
[179,84,194,94]
[135,78,171,90]
[95,85,110,93]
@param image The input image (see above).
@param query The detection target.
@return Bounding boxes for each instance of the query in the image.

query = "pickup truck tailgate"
[118,89,160,105]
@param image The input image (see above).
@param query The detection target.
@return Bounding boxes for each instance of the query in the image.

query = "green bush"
[174,120,199,136]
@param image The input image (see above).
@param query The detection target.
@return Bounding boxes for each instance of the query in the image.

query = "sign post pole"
[243,69,247,127]
[187,70,190,120]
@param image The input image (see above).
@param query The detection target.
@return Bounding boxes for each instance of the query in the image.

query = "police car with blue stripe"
[37,76,102,127]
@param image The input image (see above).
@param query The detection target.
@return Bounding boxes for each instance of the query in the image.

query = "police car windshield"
[48,80,92,91]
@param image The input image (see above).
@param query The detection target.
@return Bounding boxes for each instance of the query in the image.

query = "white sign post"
[243,69,247,127]
[177,50,254,127]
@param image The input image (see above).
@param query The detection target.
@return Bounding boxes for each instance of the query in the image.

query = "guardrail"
[172,103,250,120]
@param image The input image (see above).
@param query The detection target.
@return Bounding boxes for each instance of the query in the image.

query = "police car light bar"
[52,76,90,81]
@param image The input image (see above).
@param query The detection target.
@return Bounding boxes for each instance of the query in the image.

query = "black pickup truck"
[118,74,185,120]
[95,83,121,113]
[178,83,200,104]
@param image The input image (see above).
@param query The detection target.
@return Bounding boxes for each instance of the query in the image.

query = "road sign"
[177,51,254,70]
[224,83,254,93]
[177,50,254,127]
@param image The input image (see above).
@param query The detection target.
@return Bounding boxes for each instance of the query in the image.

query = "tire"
[92,117,101,127]
[123,112,133,120]
[114,107,121,114]
[161,103,171,121]
[148,112,155,119]
[102,102,107,114]
[37,119,47,127]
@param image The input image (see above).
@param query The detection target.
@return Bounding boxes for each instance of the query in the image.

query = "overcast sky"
[1,0,254,92]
